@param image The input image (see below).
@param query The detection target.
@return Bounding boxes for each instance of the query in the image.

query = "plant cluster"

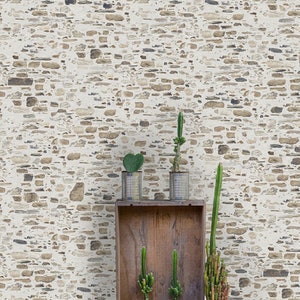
[138,247,154,300]
[168,249,183,300]
[138,247,183,300]
[123,112,185,173]
[121,118,231,300]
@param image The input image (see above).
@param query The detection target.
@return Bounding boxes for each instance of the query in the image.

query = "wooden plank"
[116,201,205,300]
[116,200,205,207]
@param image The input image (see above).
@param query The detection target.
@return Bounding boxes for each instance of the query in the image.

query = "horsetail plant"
[168,249,183,300]
[204,163,230,300]
[138,247,154,300]
[172,112,186,172]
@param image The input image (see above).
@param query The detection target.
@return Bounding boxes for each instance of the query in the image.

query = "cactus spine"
[204,163,230,300]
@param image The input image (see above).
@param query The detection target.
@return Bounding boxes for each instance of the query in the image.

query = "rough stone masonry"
[0,0,299,299]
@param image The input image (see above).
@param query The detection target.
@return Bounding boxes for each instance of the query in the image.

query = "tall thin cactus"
[168,249,183,300]
[138,247,154,300]
[172,112,186,172]
[204,163,230,300]
[210,163,223,255]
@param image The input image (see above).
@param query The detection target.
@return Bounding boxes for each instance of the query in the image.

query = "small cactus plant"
[123,153,144,173]
[168,249,183,300]
[172,112,186,172]
[204,163,230,300]
[138,247,154,300]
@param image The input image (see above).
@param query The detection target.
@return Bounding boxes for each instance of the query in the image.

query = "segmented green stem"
[141,246,146,278]
[210,163,223,255]
[177,112,183,138]
[204,163,230,300]
[172,112,186,172]
[172,249,178,284]
[138,247,154,300]
[169,249,183,300]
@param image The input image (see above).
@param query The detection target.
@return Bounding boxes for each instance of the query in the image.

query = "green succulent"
[123,153,144,172]
[172,112,186,172]
[138,247,154,300]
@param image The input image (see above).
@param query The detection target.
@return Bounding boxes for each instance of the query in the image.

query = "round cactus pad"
[123,153,144,172]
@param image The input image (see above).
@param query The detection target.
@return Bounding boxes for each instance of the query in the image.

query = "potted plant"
[204,163,230,300]
[122,153,144,200]
[169,112,188,200]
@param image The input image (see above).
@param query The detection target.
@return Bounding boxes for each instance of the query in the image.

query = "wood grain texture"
[116,201,205,300]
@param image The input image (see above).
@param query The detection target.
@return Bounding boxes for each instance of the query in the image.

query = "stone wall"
[0,0,299,299]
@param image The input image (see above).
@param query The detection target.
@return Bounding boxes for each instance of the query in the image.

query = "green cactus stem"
[123,153,144,173]
[172,112,186,172]
[204,245,229,300]
[168,249,183,300]
[138,247,154,300]
[210,163,223,255]
[204,163,230,300]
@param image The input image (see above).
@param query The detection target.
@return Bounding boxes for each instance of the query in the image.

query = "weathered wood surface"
[116,201,206,300]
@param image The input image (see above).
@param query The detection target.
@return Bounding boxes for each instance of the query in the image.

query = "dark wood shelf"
[116,200,206,300]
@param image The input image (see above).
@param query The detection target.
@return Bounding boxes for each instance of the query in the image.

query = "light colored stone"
[0,1,299,299]
[70,182,84,201]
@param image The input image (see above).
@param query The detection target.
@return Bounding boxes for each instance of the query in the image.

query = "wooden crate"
[116,200,206,300]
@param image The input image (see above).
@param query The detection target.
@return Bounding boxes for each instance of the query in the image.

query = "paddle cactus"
[123,153,144,172]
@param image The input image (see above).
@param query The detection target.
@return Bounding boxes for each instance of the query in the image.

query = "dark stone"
[65,0,76,4]
[140,120,149,127]
[90,240,101,250]
[235,77,247,82]
[90,49,101,59]
[270,144,283,148]
[230,290,241,296]
[143,48,155,52]
[271,106,283,113]
[263,269,289,277]
[77,287,91,292]
[235,269,247,273]
[24,174,33,181]
[103,3,112,9]
[13,239,27,245]
[107,173,118,178]
[26,97,38,107]
[282,288,293,298]
[205,0,219,4]
[154,192,165,200]
[103,194,112,200]
[231,99,240,105]
[239,277,250,288]
[8,78,33,86]
[291,158,300,165]
[269,48,283,53]
[218,145,229,155]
